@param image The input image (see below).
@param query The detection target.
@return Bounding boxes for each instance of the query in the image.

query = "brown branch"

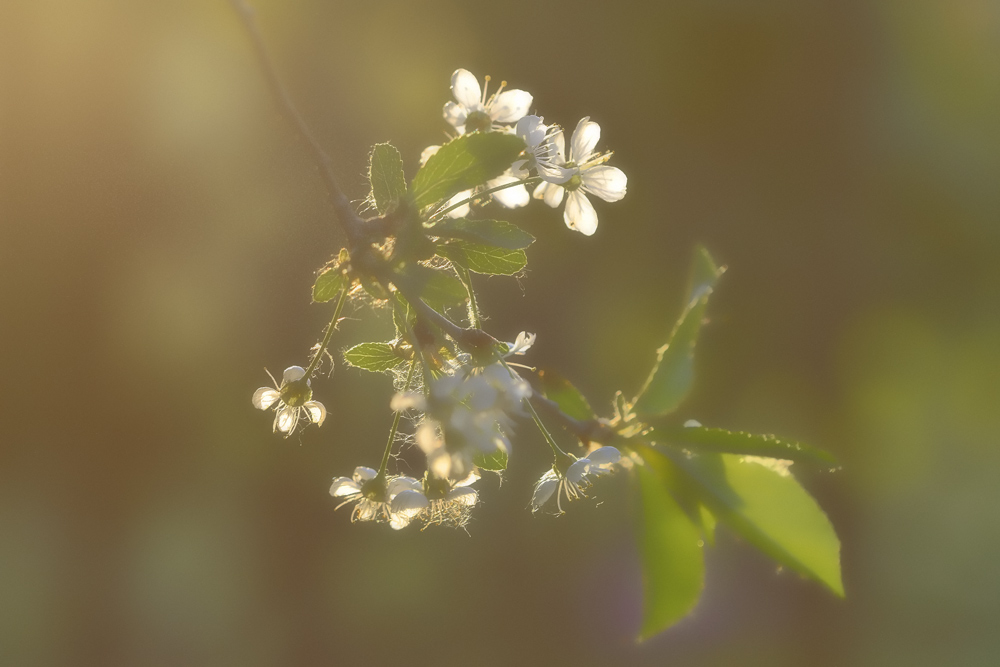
[529,393,617,445]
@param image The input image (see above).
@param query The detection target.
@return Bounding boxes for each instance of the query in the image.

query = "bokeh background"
[3,0,999,664]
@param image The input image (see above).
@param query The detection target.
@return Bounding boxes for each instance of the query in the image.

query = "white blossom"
[390,472,480,530]
[252,365,326,435]
[532,117,628,236]
[531,446,622,513]
[504,331,536,357]
[329,466,423,529]
[443,68,532,135]
[511,116,573,184]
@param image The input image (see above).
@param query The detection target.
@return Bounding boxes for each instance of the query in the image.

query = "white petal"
[329,477,362,498]
[282,366,306,383]
[391,489,429,517]
[275,406,298,433]
[303,401,326,426]
[587,446,621,467]
[389,515,412,530]
[353,466,378,483]
[444,190,472,219]
[564,190,598,236]
[515,115,546,146]
[252,387,279,410]
[453,469,481,488]
[542,182,565,208]
[570,117,601,162]
[507,331,536,356]
[415,424,442,455]
[443,101,466,130]
[390,391,426,412]
[420,145,441,166]
[537,162,574,185]
[428,450,452,479]
[567,458,591,484]
[581,166,627,203]
[447,487,479,506]
[488,175,529,209]
[489,89,532,123]
[387,476,422,497]
[551,128,565,161]
[450,69,482,109]
[532,478,558,510]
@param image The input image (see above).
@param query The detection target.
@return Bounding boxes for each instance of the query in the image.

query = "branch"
[229,0,371,248]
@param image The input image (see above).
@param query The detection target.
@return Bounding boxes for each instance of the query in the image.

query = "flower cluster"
[427,68,627,235]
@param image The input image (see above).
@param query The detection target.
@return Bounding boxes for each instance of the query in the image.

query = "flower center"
[563,173,583,192]
[280,379,312,407]
[465,110,492,134]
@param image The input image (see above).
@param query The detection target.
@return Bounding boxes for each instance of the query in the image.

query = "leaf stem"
[428,177,541,222]
[453,264,481,328]
[304,287,348,378]
[376,357,418,477]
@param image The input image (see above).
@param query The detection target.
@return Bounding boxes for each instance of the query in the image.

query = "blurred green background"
[3,0,999,664]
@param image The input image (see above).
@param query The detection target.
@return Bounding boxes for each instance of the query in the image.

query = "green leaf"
[368,143,407,214]
[312,269,344,303]
[652,426,838,469]
[343,342,404,373]
[669,450,844,597]
[633,245,725,417]
[437,241,527,275]
[410,133,526,209]
[473,448,508,471]
[426,218,535,250]
[418,267,468,310]
[636,458,706,640]
[538,370,595,422]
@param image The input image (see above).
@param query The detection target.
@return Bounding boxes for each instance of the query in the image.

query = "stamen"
[482,74,491,105]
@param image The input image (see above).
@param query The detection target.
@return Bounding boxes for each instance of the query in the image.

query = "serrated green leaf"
[312,269,344,303]
[473,448,508,471]
[437,241,527,275]
[633,245,725,417]
[410,133,526,210]
[343,342,404,373]
[426,218,535,250]
[668,450,844,597]
[538,370,595,422]
[368,143,407,214]
[652,426,838,469]
[402,264,468,310]
[636,458,706,640]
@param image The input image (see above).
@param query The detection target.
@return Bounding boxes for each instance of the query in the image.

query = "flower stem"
[377,357,418,477]
[304,287,348,378]
[497,357,568,460]
[427,177,540,222]
[453,264,481,328]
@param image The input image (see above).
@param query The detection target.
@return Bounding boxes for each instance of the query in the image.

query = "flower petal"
[570,117,601,162]
[303,401,326,426]
[567,458,591,484]
[416,424,442,454]
[447,487,479,507]
[387,476,422,497]
[489,89,532,123]
[532,477,558,510]
[353,466,378,483]
[274,405,298,433]
[252,387,279,410]
[282,366,306,384]
[444,190,471,219]
[507,331,536,356]
[564,190,598,236]
[420,144,441,166]
[581,166,627,203]
[329,477,362,498]
[537,181,565,208]
[551,128,566,161]
[450,69,482,109]
[488,175,529,209]
[391,489,429,518]
[515,115,546,147]
[428,450,452,480]
[586,446,621,467]
[443,101,467,130]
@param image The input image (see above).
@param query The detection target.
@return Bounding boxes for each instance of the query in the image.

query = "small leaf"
[473,448,508,471]
[668,450,844,597]
[410,133,526,209]
[633,245,725,417]
[368,143,407,214]
[426,218,535,250]
[437,241,527,275]
[652,426,838,469]
[636,458,706,640]
[343,342,404,373]
[538,370,595,422]
[312,269,344,303]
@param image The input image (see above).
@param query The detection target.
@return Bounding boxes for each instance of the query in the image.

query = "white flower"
[531,446,622,513]
[390,472,480,530]
[330,466,424,529]
[422,144,527,217]
[252,366,326,435]
[532,117,628,236]
[511,116,573,184]
[504,331,536,357]
[443,68,533,135]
